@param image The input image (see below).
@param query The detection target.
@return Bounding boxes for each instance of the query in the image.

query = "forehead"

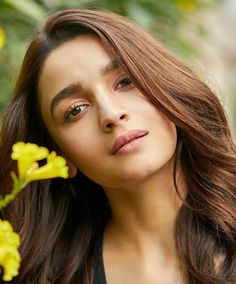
[39,34,110,87]
[38,34,112,110]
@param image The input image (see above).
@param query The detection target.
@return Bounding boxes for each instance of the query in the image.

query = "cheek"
[162,116,177,144]
[45,122,86,155]
[162,125,177,161]
[42,118,110,183]
[54,131,93,161]
[50,127,105,174]
[151,110,177,159]
[161,116,177,151]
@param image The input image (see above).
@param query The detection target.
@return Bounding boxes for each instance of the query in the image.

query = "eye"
[115,76,134,90]
[64,103,89,122]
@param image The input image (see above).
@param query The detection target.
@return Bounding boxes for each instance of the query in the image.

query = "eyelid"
[114,74,133,90]
[64,101,89,122]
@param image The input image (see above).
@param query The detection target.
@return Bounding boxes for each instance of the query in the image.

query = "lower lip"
[115,135,147,155]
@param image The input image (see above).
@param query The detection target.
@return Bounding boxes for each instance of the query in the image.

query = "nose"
[102,112,129,131]
[97,94,129,132]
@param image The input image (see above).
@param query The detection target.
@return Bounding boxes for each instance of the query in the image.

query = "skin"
[38,34,184,283]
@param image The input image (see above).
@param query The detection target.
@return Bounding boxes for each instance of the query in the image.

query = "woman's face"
[38,34,177,189]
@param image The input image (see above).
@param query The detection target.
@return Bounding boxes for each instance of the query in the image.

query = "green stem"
[0,176,27,209]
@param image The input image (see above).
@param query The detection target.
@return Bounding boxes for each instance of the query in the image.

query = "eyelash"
[115,76,133,90]
[64,103,88,122]
[63,76,133,122]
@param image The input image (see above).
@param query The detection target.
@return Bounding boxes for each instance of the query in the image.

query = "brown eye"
[64,103,88,122]
[115,77,133,90]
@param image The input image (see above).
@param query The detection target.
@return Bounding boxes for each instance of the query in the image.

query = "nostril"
[106,122,113,128]
[103,112,128,130]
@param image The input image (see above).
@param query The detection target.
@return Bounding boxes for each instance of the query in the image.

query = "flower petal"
[11,142,49,178]
[0,27,6,49]
[11,142,48,161]
[0,220,21,281]
[26,151,68,182]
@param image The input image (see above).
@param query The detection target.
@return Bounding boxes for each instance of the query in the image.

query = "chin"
[106,159,174,189]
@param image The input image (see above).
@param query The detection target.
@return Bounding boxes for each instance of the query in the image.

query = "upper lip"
[111,129,148,154]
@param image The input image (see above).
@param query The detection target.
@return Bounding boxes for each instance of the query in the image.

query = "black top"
[93,220,107,284]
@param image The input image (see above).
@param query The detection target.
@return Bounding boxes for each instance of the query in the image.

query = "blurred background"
[0,0,235,136]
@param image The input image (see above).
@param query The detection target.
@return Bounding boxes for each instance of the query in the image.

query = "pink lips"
[111,129,148,155]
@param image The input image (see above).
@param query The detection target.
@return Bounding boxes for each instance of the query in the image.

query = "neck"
[103,159,184,261]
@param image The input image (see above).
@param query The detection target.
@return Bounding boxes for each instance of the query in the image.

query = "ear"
[62,155,77,178]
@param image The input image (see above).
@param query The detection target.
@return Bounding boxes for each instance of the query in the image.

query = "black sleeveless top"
[93,218,107,284]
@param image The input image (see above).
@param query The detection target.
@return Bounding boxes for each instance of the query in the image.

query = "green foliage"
[0,0,222,113]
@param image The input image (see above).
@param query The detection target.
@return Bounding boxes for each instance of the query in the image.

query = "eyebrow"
[50,58,124,116]
[101,58,123,76]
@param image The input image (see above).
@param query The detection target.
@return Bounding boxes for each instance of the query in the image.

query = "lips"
[111,129,148,155]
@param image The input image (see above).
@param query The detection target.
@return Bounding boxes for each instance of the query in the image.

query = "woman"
[0,9,235,284]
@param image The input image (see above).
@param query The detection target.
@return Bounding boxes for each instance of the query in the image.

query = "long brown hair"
[0,9,235,284]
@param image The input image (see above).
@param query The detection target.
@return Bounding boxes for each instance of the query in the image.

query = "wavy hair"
[0,9,235,284]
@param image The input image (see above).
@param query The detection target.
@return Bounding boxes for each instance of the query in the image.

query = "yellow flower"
[0,142,68,210]
[0,142,69,281]
[11,142,49,179]
[177,0,197,12]
[0,27,6,49]
[11,142,68,182]
[26,151,68,182]
[0,220,21,281]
